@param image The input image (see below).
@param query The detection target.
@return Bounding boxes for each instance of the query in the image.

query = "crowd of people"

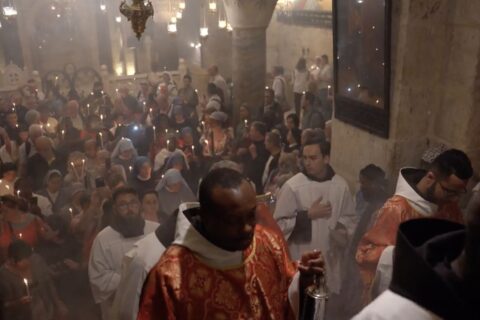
[0,55,477,320]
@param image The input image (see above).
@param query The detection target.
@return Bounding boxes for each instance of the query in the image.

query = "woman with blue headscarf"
[128,157,157,197]
[111,138,138,177]
[155,168,196,217]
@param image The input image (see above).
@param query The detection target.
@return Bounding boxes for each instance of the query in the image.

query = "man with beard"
[274,137,357,318]
[356,149,472,299]
[354,192,480,320]
[88,187,158,319]
[137,168,325,319]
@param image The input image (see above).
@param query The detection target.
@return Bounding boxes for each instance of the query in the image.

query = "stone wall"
[331,0,480,191]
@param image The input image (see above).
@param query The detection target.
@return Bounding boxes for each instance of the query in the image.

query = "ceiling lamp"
[208,1,217,12]
[176,11,182,19]
[218,18,226,29]
[179,1,185,10]
[200,27,208,38]
[2,1,17,17]
[167,22,177,34]
[226,23,232,32]
[119,0,154,40]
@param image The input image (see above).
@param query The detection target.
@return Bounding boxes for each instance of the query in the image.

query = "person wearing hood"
[356,149,472,301]
[111,138,138,177]
[155,168,196,217]
[128,157,157,197]
[37,170,69,215]
[138,168,325,319]
[170,104,193,133]
[88,187,158,320]
[354,192,480,320]
[273,137,357,317]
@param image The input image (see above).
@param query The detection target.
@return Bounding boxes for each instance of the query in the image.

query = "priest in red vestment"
[137,168,324,320]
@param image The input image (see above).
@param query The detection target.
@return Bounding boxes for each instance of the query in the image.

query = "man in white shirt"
[208,65,230,104]
[112,203,193,320]
[274,137,357,317]
[88,187,159,319]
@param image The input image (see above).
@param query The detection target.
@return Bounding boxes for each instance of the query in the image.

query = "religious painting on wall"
[333,0,391,138]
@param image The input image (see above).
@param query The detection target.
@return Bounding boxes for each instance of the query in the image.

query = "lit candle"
[152,126,156,142]
[166,140,170,145]
[176,130,179,134]
[61,130,65,139]
[19,233,23,238]
[87,104,90,115]
[81,159,86,177]
[129,166,133,173]
[244,119,248,127]
[16,190,20,197]
[100,114,104,122]
[69,207,73,216]
[327,85,332,96]
[98,132,104,149]
[164,129,168,134]
[23,278,30,297]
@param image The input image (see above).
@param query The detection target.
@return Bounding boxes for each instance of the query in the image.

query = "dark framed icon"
[333,0,391,138]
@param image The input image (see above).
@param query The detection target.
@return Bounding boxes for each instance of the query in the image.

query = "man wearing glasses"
[356,149,473,302]
[88,187,159,320]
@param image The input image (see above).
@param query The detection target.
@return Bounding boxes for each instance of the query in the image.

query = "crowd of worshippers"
[0,61,478,320]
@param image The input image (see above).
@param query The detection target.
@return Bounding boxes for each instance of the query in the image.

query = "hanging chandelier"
[119,0,154,40]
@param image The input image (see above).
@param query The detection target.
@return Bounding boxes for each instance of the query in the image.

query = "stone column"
[223,0,277,122]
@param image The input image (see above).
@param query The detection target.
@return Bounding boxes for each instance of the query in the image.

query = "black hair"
[207,83,218,96]
[251,121,267,137]
[286,113,300,128]
[1,162,17,176]
[360,164,386,183]
[199,168,247,214]
[296,57,307,71]
[321,54,329,63]
[8,240,32,263]
[112,186,138,202]
[303,138,331,157]
[430,149,473,181]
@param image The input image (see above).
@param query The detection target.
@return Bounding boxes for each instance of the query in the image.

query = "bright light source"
[51,5,56,10]
[218,19,227,29]
[226,23,233,32]
[170,16,177,24]
[200,27,209,38]
[57,13,61,18]
[115,16,122,23]
[3,6,17,16]
[100,4,106,11]
[195,43,202,49]
[179,2,186,10]
[209,1,217,12]
[190,42,195,48]
[176,11,182,19]
[167,22,177,34]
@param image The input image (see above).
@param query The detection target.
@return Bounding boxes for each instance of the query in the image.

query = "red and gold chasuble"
[356,195,463,299]
[138,225,297,320]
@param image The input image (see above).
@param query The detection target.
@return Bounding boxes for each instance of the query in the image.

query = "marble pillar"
[223,0,277,122]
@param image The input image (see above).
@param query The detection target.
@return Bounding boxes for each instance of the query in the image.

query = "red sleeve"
[137,258,176,320]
